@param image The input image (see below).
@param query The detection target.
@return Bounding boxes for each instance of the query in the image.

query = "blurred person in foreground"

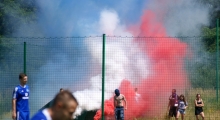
[31,90,78,120]
[195,94,205,120]
[12,73,30,120]
[114,89,127,120]
[167,89,179,119]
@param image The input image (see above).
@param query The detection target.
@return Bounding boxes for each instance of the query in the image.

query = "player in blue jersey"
[31,90,78,120]
[12,73,30,120]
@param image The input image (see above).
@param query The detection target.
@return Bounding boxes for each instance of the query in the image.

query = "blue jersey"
[31,109,51,120]
[12,85,30,112]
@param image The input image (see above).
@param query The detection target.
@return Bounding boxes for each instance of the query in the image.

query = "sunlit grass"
[133,88,220,120]
[1,88,220,120]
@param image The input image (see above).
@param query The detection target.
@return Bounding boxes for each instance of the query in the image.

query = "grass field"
[134,88,220,120]
[1,88,220,120]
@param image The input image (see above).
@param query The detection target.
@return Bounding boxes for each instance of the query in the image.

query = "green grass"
[134,88,220,120]
[1,88,220,120]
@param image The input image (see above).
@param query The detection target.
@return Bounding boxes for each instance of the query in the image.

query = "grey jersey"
[178,100,188,109]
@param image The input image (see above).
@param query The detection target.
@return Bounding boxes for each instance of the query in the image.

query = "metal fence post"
[216,19,219,102]
[24,42,26,74]
[101,34,106,120]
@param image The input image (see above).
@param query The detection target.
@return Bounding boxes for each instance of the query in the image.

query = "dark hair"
[179,94,186,105]
[52,90,78,108]
[172,89,176,92]
[115,89,120,96]
[19,73,27,80]
[196,94,201,97]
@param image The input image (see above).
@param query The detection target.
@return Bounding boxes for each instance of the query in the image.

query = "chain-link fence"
[0,36,219,120]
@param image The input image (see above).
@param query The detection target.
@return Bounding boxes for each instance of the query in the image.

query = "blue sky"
[37,0,147,36]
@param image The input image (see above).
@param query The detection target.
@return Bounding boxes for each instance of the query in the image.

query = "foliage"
[197,0,220,28]
[0,0,37,36]
[188,57,217,89]
[202,27,220,53]
[0,0,37,117]
[0,0,37,61]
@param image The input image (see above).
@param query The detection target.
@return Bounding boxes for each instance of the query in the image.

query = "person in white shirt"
[135,88,141,103]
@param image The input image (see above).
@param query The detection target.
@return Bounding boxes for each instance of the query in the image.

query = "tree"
[197,0,220,28]
[202,27,220,53]
[0,0,37,36]
[196,0,220,52]
[0,0,37,117]
[0,0,37,61]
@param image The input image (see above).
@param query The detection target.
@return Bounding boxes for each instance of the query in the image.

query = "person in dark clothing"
[195,94,205,120]
[167,89,179,119]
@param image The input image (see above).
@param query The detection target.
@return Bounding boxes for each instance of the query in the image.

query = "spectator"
[135,88,141,103]
[167,89,179,119]
[195,94,205,120]
[114,89,127,120]
[176,94,188,120]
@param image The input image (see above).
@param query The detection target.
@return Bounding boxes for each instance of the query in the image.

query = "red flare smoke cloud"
[94,9,188,119]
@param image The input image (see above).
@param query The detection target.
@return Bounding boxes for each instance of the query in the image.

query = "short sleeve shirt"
[169,94,178,107]
[12,85,30,111]
[178,100,188,109]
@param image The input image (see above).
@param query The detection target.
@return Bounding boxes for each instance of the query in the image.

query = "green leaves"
[201,27,219,53]
[0,0,37,62]
[0,0,36,36]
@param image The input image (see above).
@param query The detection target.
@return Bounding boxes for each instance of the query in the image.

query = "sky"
[19,0,147,37]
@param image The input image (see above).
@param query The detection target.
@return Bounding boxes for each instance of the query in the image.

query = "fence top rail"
[0,36,216,39]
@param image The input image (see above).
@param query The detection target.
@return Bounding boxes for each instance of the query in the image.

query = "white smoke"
[73,9,150,117]
[147,0,210,36]
[99,10,131,36]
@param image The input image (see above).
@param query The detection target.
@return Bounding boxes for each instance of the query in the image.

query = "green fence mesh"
[0,36,219,120]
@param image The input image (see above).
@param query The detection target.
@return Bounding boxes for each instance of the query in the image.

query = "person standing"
[114,89,127,120]
[168,89,179,119]
[31,90,78,120]
[176,94,188,120]
[135,88,141,103]
[195,94,205,120]
[12,73,30,120]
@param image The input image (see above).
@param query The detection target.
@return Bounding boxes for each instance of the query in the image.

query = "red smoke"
[94,100,115,120]
[94,10,188,119]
